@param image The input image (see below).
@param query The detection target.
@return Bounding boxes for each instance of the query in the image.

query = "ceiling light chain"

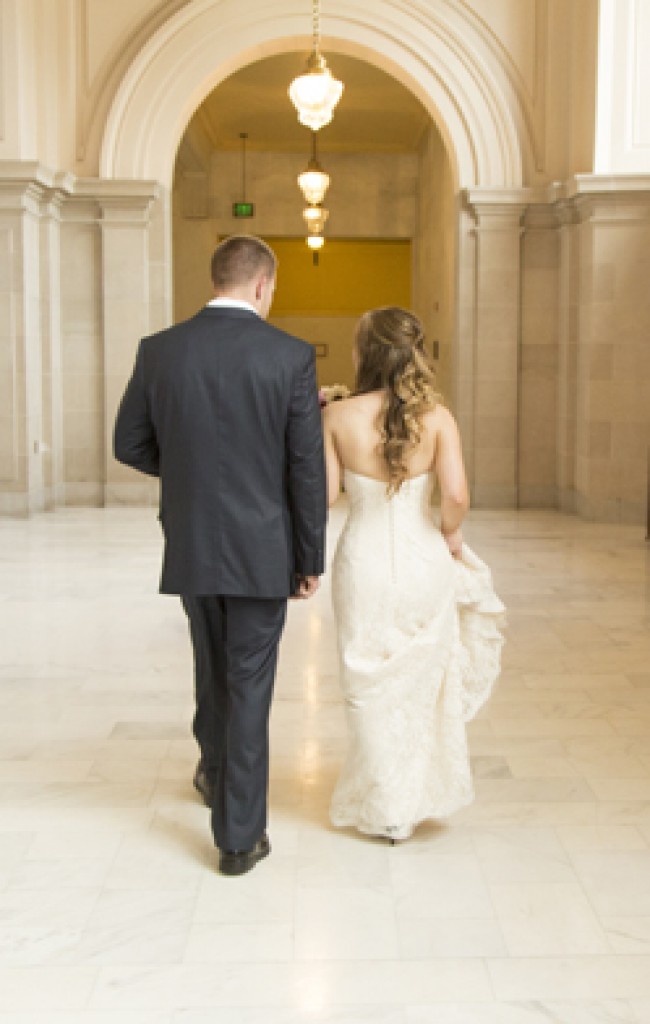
[240,132,247,200]
[312,0,319,51]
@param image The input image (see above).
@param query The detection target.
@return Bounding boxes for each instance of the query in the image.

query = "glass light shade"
[298,166,330,205]
[302,204,329,233]
[306,234,325,250]
[289,52,344,131]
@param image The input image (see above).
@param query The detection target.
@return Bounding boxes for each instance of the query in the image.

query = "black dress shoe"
[193,762,214,807]
[219,833,270,876]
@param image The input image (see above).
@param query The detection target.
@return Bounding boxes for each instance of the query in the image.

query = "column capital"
[89,180,161,226]
[554,174,650,225]
[0,161,56,189]
[0,162,56,214]
[462,188,531,231]
[554,200,580,229]
[0,164,161,222]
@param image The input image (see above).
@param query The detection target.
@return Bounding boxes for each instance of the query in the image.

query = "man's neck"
[208,296,260,316]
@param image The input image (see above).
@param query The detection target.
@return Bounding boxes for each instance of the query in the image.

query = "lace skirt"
[329,542,505,840]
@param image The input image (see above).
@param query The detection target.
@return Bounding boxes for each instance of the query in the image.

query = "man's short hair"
[211,235,277,291]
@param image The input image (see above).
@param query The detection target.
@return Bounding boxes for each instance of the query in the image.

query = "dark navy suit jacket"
[113,306,327,598]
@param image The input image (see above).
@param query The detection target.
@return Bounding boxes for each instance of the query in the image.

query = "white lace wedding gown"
[330,469,505,840]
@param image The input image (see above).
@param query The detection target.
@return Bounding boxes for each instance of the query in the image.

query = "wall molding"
[456,0,547,173]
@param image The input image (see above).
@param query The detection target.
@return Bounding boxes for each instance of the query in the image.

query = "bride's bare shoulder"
[423,402,456,430]
[324,391,381,423]
[322,396,350,432]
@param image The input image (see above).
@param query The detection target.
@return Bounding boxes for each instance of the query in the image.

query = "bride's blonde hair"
[354,307,441,495]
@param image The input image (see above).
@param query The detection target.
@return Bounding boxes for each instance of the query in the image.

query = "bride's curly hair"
[354,306,441,495]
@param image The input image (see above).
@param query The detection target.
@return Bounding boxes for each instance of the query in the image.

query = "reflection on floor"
[0,504,650,1023]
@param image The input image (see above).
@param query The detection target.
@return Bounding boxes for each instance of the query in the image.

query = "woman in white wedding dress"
[323,307,505,842]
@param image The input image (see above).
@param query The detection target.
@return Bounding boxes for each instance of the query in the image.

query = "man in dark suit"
[113,235,327,875]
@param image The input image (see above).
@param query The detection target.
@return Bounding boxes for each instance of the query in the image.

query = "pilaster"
[460,190,527,508]
[0,165,54,514]
[39,189,65,509]
[0,165,163,515]
[555,200,580,515]
[97,184,160,506]
[519,203,560,509]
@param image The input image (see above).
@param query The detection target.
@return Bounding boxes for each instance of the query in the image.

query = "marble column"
[453,201,478,485]
[39,185,66,510]
[519,204,560,508]
[556,200,580,515]
[459,192,527,508]
[96,183,160,506]
[0,164,51,515]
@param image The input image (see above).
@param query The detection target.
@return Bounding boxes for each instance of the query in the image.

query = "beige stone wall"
[413,124,456,405]
[520,184,650,524]
[572,195,650,523]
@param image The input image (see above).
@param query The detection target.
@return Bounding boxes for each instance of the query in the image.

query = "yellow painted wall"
[268,238,411,315]
[268,238,411,388]
[268,315,359,389]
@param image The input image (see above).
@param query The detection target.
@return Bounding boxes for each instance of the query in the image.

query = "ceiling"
[185,52,431,155]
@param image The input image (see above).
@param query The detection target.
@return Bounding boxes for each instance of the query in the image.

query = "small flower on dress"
[319,383,351,408]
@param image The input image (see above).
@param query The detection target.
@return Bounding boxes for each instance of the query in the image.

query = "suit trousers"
[181,594,287,852]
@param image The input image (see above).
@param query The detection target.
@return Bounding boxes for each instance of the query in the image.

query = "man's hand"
[293,575,321,599]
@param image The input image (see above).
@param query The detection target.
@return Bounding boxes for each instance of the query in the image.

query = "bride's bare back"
[323,389,469,552]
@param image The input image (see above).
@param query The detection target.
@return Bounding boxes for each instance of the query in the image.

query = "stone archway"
[98,0,531,508]
[100,0,527,190]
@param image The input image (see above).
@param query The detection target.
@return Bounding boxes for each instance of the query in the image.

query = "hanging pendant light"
[298,130,330,205]
[302,203,329,234]
[289,0,344,131]
[307,230,324,266]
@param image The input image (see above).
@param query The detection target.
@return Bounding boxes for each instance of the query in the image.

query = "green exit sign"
[232,202,255,218]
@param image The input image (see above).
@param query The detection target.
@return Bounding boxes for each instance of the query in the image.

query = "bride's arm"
[434,406,469,555]
[322,405,343,507]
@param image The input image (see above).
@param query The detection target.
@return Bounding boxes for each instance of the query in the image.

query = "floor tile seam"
[557,845,641,958]
[467,827,509,975]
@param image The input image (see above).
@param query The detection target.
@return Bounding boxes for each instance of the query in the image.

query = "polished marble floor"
[1,504,650,1023]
